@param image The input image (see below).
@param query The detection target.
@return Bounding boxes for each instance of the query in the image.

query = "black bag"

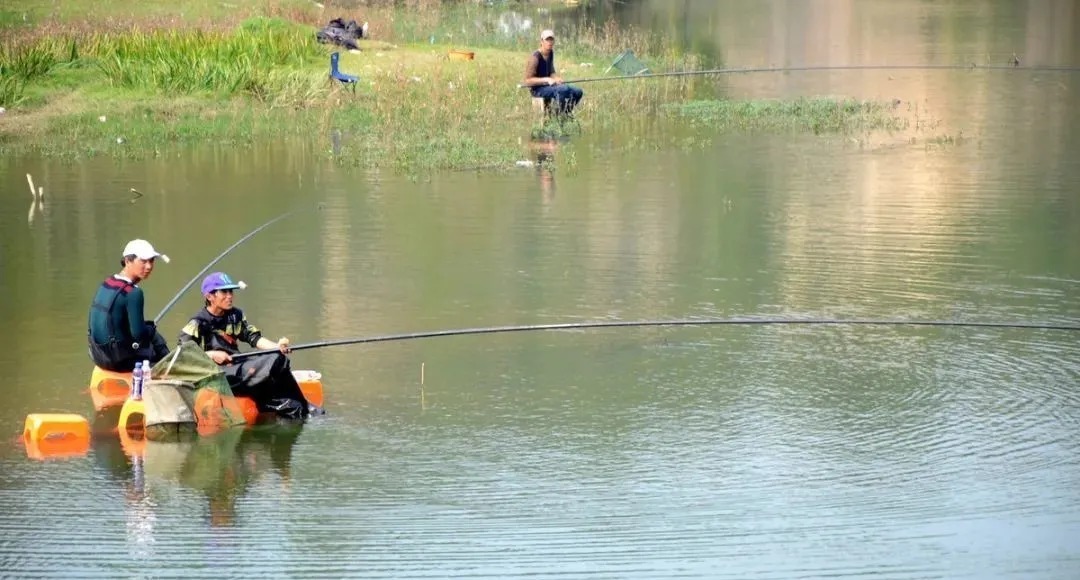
[263,398,307,419]
[88,335,136,372]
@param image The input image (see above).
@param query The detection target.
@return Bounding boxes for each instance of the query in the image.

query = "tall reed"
[89,21,322,97]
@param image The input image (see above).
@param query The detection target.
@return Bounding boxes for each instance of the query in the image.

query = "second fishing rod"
[153,210,297,326]
[231,317,1080,361]
[517,63,1080,89]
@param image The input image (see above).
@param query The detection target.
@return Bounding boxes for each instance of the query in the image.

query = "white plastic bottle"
[135,360,150,400]
[131,362,143,400]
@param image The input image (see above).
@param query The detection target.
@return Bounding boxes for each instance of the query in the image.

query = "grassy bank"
[0,1,917,173]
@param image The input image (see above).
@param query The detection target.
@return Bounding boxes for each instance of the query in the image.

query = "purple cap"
[201,272,243,295]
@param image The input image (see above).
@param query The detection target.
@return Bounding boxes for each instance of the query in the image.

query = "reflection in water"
[2,1,1079,577]
[528,137,563,205]
[93,422,304,546]
[330,129,342,157]
[27,198,44,227]
[25,175,45,227]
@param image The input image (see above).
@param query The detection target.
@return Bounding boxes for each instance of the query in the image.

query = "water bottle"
[131,362,143,400]
[135,360,150,400]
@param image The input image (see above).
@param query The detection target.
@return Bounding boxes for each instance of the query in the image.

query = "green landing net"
[142,341,246,439]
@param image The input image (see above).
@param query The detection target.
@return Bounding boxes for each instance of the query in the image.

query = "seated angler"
[88,239,171,372]
[178,272,319,419]
[523,28,584,118]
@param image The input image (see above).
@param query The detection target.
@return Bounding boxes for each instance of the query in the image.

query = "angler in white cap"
[523,28,584,118]
[87,239,171,371]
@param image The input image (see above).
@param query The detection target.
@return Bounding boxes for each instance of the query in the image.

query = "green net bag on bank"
[606,49,650,76]
[143,341,246,439]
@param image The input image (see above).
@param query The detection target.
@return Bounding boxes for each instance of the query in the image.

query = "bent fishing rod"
[153,211,293,324]
[518,63,1080,88]
[231,317,1080,361]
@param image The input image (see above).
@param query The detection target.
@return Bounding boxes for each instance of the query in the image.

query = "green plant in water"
[663,98,908,133]
[531,115,581,140]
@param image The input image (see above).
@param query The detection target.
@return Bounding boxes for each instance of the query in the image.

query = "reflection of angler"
[130,425,304,527]
[528,139,559,202]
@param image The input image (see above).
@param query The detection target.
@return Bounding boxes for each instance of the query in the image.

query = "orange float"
[88,366,133,411]
[23,413,91,460]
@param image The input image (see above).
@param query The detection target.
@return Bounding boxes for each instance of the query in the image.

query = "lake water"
[1,0,1078,578]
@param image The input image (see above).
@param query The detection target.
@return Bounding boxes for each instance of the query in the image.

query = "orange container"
[236,396,259,425]
[293,370,324,407]
[118,397,146,434]
[89,366,133,411]
[24,434,90,459]
[449,49,475,61]
[25,413,91,442]
[23,413,91,460]
[193,389,247,430]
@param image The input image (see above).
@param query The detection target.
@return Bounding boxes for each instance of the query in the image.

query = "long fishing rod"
[231,317,1080,361]
[153,211,293,325]
[518,63,1080,88]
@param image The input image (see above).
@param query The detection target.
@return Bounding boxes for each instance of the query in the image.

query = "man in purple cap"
[523,28,584,117]
[88,239,171,371]
[177,272,316,418]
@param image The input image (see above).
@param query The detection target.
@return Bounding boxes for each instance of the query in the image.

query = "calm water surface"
[1,1,1079,578]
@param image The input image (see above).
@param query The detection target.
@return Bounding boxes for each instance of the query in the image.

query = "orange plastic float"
[236,396,259,425]
[82,366,325,441]
[293,370,324,407]
[118,397,146,434]
[23,413,91,459]
[88,366,133,411]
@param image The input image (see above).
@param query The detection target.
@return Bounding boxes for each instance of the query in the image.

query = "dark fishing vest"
[87,277,137,371]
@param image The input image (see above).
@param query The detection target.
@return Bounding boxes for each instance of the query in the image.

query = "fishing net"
[607,49,649,76]
[143,341,246,439]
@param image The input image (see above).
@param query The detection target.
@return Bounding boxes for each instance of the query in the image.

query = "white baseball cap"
[540,29,555,41]
[122,239,170,263]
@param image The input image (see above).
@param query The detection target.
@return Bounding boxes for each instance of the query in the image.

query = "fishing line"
[519,63,1080,88]
[153,211,294,325]
[231,317,1080,360]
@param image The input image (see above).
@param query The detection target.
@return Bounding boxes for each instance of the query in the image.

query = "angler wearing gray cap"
[88,239,172,371]
[523,28,584,117]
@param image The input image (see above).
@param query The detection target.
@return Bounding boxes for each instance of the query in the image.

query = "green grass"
[0,2,919,175]
[663,98,910,133]
[0,0,312,26]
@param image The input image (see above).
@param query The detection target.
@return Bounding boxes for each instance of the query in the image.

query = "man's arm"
[244,319,292,354]
[124,287,151,343]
